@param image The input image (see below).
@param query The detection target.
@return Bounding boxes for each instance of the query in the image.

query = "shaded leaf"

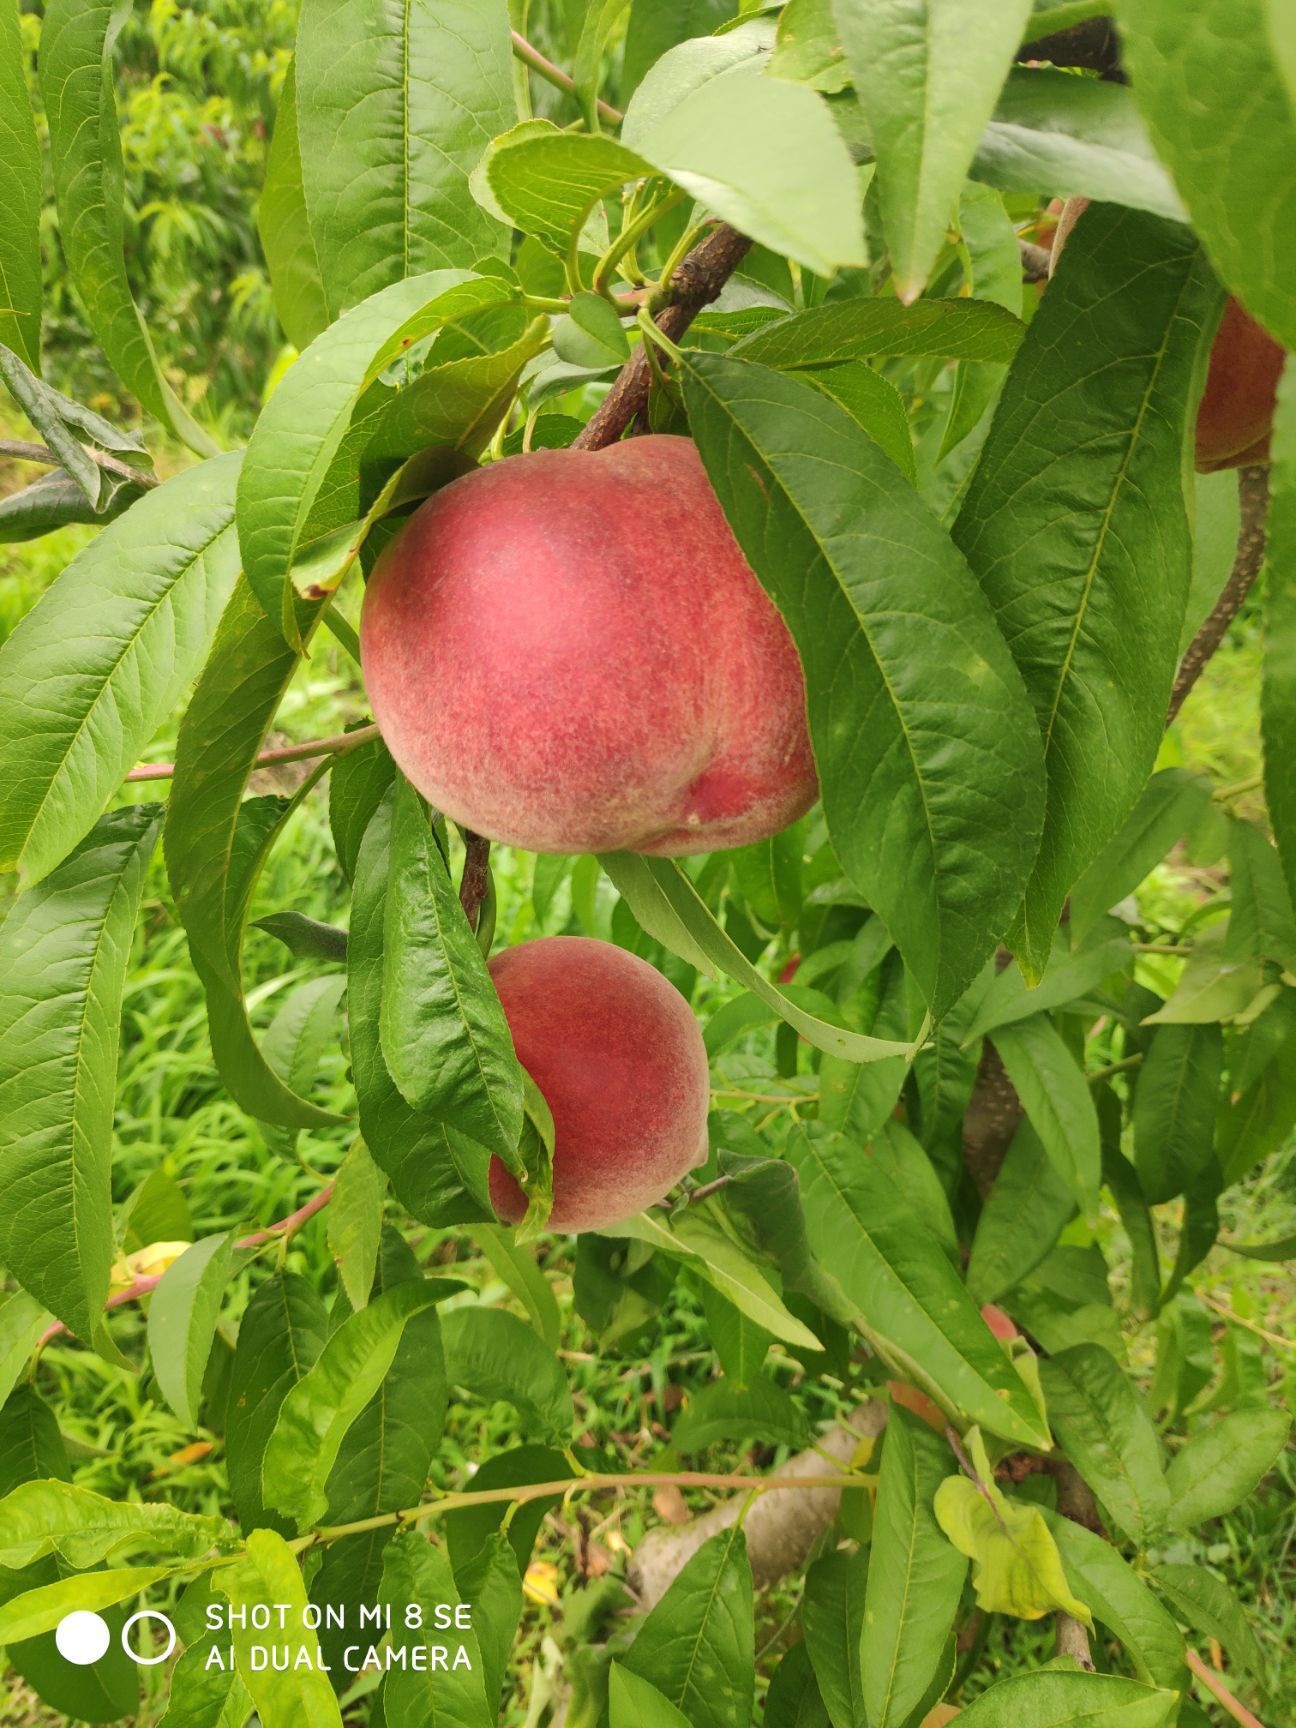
[620,1527,754,1728]
[803,1547,867,1728]
[1037,1344,1169,1546]
[1132,1023,1223,1203]
[991,1015,1100,1214]
[1165,1407,1291,1528]
[147,1233,236,1430]
[1043,1510,1185,1689]
[440,1306,573,1440]
[0,15,41,369]
[954,1670,1179,1726]
[226,1272,328,1536]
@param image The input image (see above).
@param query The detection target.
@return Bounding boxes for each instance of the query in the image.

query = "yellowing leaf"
[934,1437,1093,1628]
[523,1559,561,1607]
[110,1240,192,1289]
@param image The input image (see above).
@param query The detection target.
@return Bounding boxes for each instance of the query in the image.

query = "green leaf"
[1132,1023,1223,1204]
[1117,0,1296,350]
[801,362,917,483]
[0,1481,225,1569]
[470,1224,562,1350]
[967,1122,1075,1307]
[0,805,159,1341]
[733,296,1025,367]
[261,1276,457,1530]
[163,579,342,1129]
[1070,769,1214,939]
[953,1670,1180,1727]
[147,1233,237,1431]
[0,1295,53,1414]
[440,1306,573,1439]
[237,270,505,645]
[1043,1510,1186,1689]
[803,1547,867,1728]
[217,1528,342,1728]
[621,1526,754,1728]
[0,453,240,886]
[442,1444,573,1578]
[226,1272,328,1536]
[963,919,1132,1041]
[1265,372,1296,909]
[835,0,1034,301]
[863,1406,967,1727]
[1143,926,1266,1026]
[1226,816,1296,968]
[609,1663,692,1728]
[0,1563,177,1646]
[294,0,514,321]
[954,204,1220,976]
[942,183,1024,457]
[869,1119,959,1264]
[382,779,524,1156]
[788,1126,1050,1447]
[1165,1407,1291,1528]
[0,7,40,369]
[0,466,143,545]
[1037,1344,1169,1546]
[364,318,550,460]
[38,0,217,454]
[378,1532,493,1727]
[478,123,647,248]
[765,1642,831,1728]
[673,1374,810,1454]
[552,292,632,369]
[1152,1561,1267,1684]
[1224,1231,1296,1261]
[682,353,1045,1013]
[991,1015,1100,1214]
[257,61,329,351]
[771,0,852,92]
[934,1434,1092,1626]
[600,852,910,1061]
[254,911,347,964]
[328,1142,387,1312]
[330,728,395,882]
[350,794,492,1228]
[158,1635,250,1728]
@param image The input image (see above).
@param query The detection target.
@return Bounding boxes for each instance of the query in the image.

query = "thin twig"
[38,1184,335,1349]
[1019,239,1052,282]
[1186,1648,1267,1728]
[510,30,623,124]
[0,435,159,491]
[1169,465,1270,724]
[1052,1461,1098,1671]
[124,722,382,783]
[459,831,492,930]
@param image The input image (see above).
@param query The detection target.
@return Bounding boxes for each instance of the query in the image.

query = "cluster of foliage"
[0,1,1293,1725]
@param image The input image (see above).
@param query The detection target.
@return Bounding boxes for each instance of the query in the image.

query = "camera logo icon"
[55,1608,177,1666]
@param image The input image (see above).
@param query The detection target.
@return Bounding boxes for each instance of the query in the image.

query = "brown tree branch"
[1186,1648,1268,1728]
[1052,1461,1099,1670]
[572,222,754,452]
[123,722,382,783]
[459,831,492,930]
[0,435,159,491]
[1019,17,1125,81]
[1168,464,1271,724]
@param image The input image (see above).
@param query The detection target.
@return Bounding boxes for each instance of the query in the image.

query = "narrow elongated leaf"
[0,466,143,545]
[237,270,504,643]
[1152,1562,1266,1683]
[863,1407,966,1727]
[963,919,1132,1041]
[804,1548,868,1728]
[1166,1408,1291,1528]
[954,1671,1179,1726]
[731,296,1025,368]
[673,1375,809,1454]
[1043,1511,1186,1689]
[0,3,41,369]
[1227,815,1296,968]
[942,183,1023,456]
[1037,1345,1169,1546]
[226,1272,328,1535]
[1117,0,1296,351]
[1133,1023,1223,1204]
[1264,372,1296,907]
[954,204,1221,975]
[0,1564,176,1646]
[470,1224,562,1350]
[382,779,523,1152]
[38,0,216,454]
[261,1277,457,1530]
[1070,769,1214,938]
[621,1527,754,1728]
[601,852,910,1061]
[610,1664,692,1728]
[991,1016,1100,1214]
[0,806,159,1340]
[765,1642,831,1728]
[0,1482,225,1569]
[147,1233,236,1430]
[379,1533,493,1727]
[0,1295,53,1413]
[788,1127,1050,1447]
[350,792,493,1226]
[835,0,1034,300]
[330,728,395,882]
[295,0,514,320]
[683,352,1044,1014]
[440,1306,573,1439]
[967,1121,1075,1306]
[328,1141,387,1311]
[218,1529,343,1728]
[257,61,328,351]
[0,454,241,886]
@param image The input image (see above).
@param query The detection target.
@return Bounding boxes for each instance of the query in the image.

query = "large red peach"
[359,437,817,855]
[1048,197,1285,473]
[486,936,710,1231]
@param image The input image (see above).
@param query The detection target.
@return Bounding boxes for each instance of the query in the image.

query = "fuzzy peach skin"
[359,436,817,855]
[486,937,710,1232]
[1049,197,1285,473]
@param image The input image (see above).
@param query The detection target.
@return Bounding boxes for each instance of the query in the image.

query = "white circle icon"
[55,1610,111,1666]
[121,1609,177,1666]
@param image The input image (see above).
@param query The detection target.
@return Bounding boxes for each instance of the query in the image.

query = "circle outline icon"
[121,1609,178,1666]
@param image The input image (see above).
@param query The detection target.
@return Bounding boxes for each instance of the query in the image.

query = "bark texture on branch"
[1052,1461,1100,1671]
[572,223,753,453]
[629,1401,885,1609]
[1169,464,1271,724]
[1020,17,1125,81]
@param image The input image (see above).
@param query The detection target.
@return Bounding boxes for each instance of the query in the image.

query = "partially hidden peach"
[486,936,710,1232]
[360,436,817,856]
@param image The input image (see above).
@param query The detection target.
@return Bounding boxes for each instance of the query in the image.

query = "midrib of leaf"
[677,1521,743,1714]
[16,515,233,879]
[1054,1371,1159,1540]
[874,1442,922,1721]
[402,0,411,280]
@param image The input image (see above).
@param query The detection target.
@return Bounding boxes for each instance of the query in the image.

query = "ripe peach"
[486,936,710,1231]
[1048,197,1285,473]
[359,437,817,856]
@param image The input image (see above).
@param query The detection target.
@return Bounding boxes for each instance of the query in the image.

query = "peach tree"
[0,1,1293,1724]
